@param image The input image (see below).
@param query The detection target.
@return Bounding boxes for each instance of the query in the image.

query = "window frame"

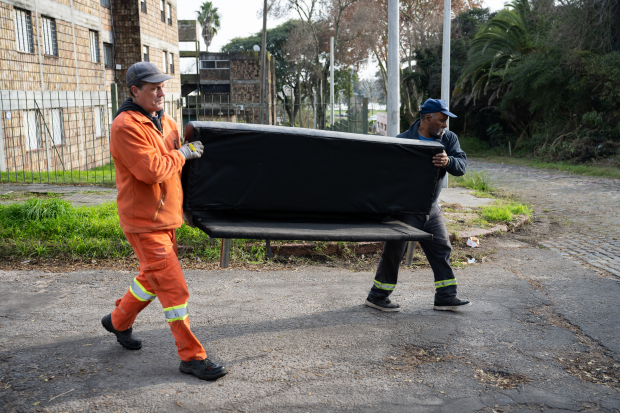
[169,52,174,74]
[103,43,113,69]
[167,3,172,25]
[141,0,147,13]
[41,16,58,57]
[160,0,165,22]
[14,8,34,54]
[49,108,65,146]
[162,51,168,73]
[24,110,42,151]
[89,30,100,63]
[200,60,230,70]
[143,45,149,62]
[93,106,105,138]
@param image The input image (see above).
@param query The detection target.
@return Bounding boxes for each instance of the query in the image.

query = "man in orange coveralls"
[101,62,227,381]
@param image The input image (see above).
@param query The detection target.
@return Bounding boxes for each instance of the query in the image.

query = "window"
[162,51,168,73]
[89,30,100,63]
[167,3,172,25]
[24,110,42,151]
[41,16,58,56]
[14,8,34,53]
[169,52,174,74]
[93,106,105,138]
[50,109,64,146]
[160,0,165,22]
[141,0,147,13]
[143,45,149,62]
[200,60,229,69]
[103,43,113,69]
[100,0,110,7]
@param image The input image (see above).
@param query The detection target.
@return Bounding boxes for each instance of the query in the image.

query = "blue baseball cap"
[126,62,173,88]
[420,99,457,118]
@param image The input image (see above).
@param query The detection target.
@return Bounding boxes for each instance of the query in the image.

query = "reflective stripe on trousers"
[164,303,189,322]
[130,277,157,302]
[374,279,396,291]
[435,278,457,288]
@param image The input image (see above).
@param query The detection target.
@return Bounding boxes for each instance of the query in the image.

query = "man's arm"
[445,134,467,177]
[115,120,185,185]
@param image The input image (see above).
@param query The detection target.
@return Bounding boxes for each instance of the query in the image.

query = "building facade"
[178,22,276,125]
[0,0,181,174]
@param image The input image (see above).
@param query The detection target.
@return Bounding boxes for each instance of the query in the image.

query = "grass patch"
[0,198,269,262]
[481,200,532,223]
[0,162,116,187]
[451,171,495,194]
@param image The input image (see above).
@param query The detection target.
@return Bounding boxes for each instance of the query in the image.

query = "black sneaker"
[101,314,142,350]
[180,359,228,381]
[433,297,471,311]
[365,296,401,312]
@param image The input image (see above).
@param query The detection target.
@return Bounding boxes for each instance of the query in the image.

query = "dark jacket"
[397,119,467,205]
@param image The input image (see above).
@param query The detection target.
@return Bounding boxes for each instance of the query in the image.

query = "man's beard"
[431,128,446,138]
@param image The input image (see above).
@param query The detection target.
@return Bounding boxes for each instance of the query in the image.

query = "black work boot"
[180,359,228,381]
[101,314,142,350]
[433,297,471,311]
[365,296,401,312]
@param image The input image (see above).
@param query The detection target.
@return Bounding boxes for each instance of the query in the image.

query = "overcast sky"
[178,0,510,77]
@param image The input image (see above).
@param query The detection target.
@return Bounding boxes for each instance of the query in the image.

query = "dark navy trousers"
[368,203,458,302]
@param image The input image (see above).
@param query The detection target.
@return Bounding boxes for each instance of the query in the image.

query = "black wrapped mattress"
[182,122,444,217]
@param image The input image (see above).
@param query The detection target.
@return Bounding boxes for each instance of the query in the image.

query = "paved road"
[469,160,620,278]
[1,161,620,412]
[1,238,620,412]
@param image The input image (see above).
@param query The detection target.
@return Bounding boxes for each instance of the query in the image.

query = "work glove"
[178,141,204,160]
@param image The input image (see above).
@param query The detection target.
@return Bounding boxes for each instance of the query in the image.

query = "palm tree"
[453,0,535,105]
[196,1,221,52]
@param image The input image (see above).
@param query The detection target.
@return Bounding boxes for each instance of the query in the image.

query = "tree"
[369,0,482,130]
[453,0,535,106]
[196,1,221,52]
[269,0,379,128]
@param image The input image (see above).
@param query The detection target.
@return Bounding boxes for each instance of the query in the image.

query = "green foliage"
[21,198,72,221]
[195,1,221,46]
[454,2,535,104]
[481,200,532,222]
[451,171,495,193]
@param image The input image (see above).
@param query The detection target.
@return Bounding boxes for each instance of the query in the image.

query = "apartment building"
[0,0,181,174]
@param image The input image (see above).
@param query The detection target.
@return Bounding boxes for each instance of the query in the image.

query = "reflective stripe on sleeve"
[435,279,457,288]
[164,303,189,322]
[373,280,396,291]
[129,277,157,302]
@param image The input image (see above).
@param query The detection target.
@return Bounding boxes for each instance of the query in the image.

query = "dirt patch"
[529,305,620,388]
[474,368,530,389]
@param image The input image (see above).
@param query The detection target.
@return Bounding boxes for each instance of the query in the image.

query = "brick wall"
[0,0,181,173]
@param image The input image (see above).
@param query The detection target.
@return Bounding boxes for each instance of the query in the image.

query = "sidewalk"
[0,183,117,207]
[0,184,491,209]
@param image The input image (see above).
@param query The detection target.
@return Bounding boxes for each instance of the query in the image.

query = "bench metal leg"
[266,239,274,259]
[220,238,231,268]
[405,241,416,266]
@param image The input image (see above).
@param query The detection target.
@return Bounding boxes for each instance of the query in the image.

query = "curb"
[449,215,531,243]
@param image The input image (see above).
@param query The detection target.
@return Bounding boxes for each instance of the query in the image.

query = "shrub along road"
[0,160,619,412]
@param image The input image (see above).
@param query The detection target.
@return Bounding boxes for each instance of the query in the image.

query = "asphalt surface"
[1,236,620,412]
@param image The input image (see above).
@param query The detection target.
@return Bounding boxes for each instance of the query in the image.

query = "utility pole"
[330,36,334,127]
[387,0,400,137]
[260,0,268,124]
[441,0,451,187]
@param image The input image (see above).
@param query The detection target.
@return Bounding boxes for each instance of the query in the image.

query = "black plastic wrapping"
[182,122,444,217]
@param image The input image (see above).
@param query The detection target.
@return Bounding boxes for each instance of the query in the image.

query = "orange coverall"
[108,109,206,362]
